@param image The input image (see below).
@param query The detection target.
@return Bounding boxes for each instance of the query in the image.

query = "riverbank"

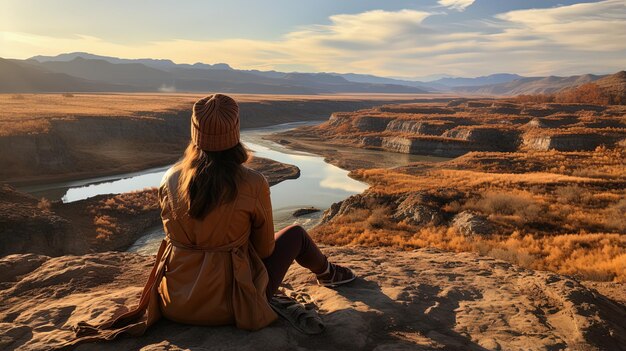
[0,156,299,256]
[0,93,445,186]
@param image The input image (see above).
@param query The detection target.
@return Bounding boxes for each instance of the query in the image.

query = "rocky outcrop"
[321,193,396,224]
[451,211,493,236]
[327,112,352,127]
[0,184,84,257]
[300,100,625,158]
[382,136,475,157]
[378,105,456,114]
[1,248,624,351]
[443,127,521,151]
[523,133,618,151]
[352,116,393,132]
[385,119,452,135]
[358,136,382,147]
[393,192,443,226]
[292,207,320,217]
[0,114,189,184]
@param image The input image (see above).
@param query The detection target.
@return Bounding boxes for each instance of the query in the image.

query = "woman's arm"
[251,177,275,258]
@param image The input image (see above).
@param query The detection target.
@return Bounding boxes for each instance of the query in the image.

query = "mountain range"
[0,52,621,95]
[453,74,605,95]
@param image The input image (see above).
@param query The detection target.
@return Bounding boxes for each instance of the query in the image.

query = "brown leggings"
[262,224,328,299]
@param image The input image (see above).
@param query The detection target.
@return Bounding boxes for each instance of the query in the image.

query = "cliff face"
[385,119,452,135]
[0,114,189,184]
[1,247,624,351]
[0,96,416,185]
[381,137,474,157]
[0,184,86,257]
[523,133,620,151]
[286,99,625,157]
[352,116,394,132]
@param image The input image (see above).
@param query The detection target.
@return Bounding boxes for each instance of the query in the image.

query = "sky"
[1,0,624,79]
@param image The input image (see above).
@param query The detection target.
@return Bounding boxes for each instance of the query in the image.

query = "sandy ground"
[1,247,624,351]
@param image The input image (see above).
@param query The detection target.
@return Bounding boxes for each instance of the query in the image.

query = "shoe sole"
[317,275,356,287]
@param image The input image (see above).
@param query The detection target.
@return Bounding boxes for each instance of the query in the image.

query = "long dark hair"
[175,141,248,219]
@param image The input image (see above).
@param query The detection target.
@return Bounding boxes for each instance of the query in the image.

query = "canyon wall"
[305,100,625,157]
[1,98,403,184]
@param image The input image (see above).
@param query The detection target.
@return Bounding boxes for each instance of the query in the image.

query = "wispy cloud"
[1,1,624,77]
[438,0,475,11]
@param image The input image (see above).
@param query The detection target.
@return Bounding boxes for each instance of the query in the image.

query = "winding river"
[21,121,447,255]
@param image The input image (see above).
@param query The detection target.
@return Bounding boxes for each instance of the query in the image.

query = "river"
[20,121,448,255]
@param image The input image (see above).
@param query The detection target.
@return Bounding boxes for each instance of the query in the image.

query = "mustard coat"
[156,165,277,330]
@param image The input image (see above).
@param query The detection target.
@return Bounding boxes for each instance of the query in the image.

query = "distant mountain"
[455,74,604,95]
[594,71,626,94]
[29,52,432,93]
[31,52,233,71]
[13,53,429,94]
[0,58,130,93]
[18,52,616,96]
[557,71,626,104]
[32,57,171,89]
[431,73,523,88]
[242,70,439,91]
[329,73,440,91]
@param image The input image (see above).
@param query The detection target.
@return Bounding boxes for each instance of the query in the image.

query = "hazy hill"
[328,72,442,90]
[595,70,626,94]
[23,53,429,94]
[0,58,130,93]
[34,57,172,89]
[31,52,233,71]
[554,70,626,104]
[432,73,523,87]
[16,52,621,95]
[455,73,604,95]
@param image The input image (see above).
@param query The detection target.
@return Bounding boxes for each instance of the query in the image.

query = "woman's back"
[157,164,277,329]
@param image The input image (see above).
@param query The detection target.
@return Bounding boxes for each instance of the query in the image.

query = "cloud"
[1,2,625,77]
[438,0,475,11]
[495,0,626,51]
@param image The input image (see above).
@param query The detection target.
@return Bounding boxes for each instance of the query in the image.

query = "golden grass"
[87,188,159,241]
[313,148,626,282]
[0,93,440,137]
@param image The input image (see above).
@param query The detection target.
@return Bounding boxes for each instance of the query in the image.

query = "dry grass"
[0,93,440,137]
[36,198,51,212]
[87,188,159,241]
[297,99,625,281]
[313,148,626,282]
[516,83,625,105]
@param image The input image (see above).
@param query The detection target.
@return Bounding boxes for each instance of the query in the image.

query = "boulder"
[451,211,493,236]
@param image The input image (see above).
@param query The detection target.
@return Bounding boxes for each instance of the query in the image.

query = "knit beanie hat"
[190,94,240,151]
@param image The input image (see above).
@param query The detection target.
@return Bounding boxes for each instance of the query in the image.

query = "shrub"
[37,198,51,212]
[367,208,388,229]
[464,191,542,220]
[555,83,610,105]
